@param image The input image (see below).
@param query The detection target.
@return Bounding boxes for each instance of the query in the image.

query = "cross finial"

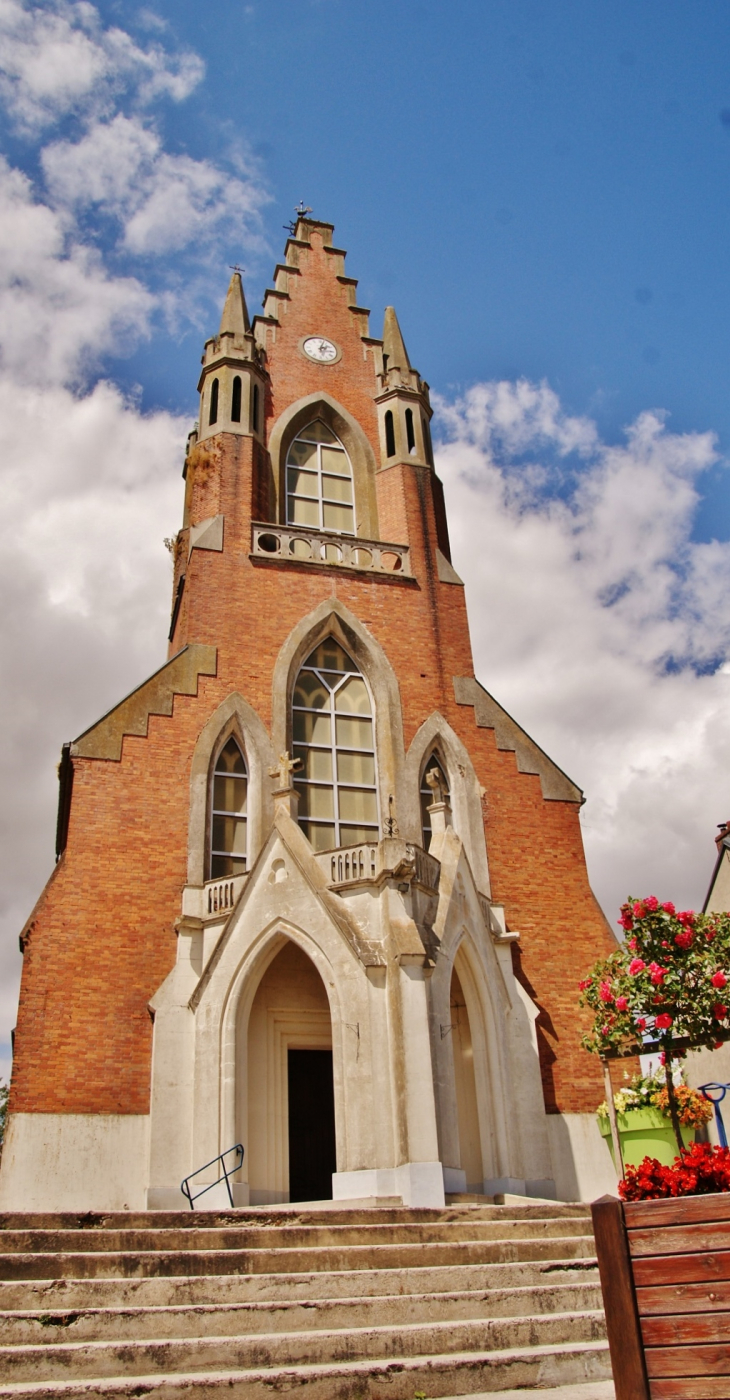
[425,766,445,805]
[229,264,244,275]
[269,751,302,790]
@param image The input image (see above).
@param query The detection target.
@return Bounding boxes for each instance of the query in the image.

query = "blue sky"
[3,0,730,1079]
[41,0,730,540]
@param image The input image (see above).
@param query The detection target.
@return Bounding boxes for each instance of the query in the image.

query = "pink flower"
[599,981,614,1003]
[675,931,693,950]
[713,1004,727,1020]
[578,979,592,991]
[649,963,666,986]
[601,1025,610,1036]
[629,958,646,975]
[678,910,696,927]
[711,971,727,990]
[633,902,646,918]
[618,913,634,931]
[655,1013,673,1031]
[615,995,628,1012]
[636,1017,647,1031]
[659,1051,666,1065]
[627,938,637,951]
[644,896,659,912]
[706,926,717,942]
[661,901,676,915]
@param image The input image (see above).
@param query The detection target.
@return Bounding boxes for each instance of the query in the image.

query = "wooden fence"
[591,1192,730,1400]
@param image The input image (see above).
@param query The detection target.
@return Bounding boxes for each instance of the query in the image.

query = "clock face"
[303,335,339,364]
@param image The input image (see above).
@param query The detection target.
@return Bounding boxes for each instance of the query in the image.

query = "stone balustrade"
[315,838,440,892]
[251,523,411,577]
[182,873,248,923]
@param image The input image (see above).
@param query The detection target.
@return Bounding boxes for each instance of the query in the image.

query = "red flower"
[655,1012,673,1030]
[713,1004,727,1020]
[661,901,676,915]
[578,978,592,991]
[627,938,638,951]
[706,926,717,942]
[659,1051,666,1065]
[711,970,727,989]
[636,1017,647,1031]
[615,995,629,1011]
[675,931,693,949]
[678,910,696,927]
[644,896,659,912]
[633,902,646,918]
[598,981,614,1003]
[629,958,646,975]
[618,913,634,930]
[649,963,666,986]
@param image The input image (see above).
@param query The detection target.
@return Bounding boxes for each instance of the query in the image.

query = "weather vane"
[284,201,313,234]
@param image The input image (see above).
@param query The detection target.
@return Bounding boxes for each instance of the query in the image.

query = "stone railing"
[251,523,411,577]
[182,873,248,923]
[315,838,440,892]
[319,844,379,887]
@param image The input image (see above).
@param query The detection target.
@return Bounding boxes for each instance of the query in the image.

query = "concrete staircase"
[0,1203,612,1398]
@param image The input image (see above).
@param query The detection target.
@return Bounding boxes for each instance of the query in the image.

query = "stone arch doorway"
[450,958,484,1194]
[246,940,335,1204]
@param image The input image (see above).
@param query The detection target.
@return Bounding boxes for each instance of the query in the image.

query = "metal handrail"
[180,1143,244,1210]
[699,1082,730,1148]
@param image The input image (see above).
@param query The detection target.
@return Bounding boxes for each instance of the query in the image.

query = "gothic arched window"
[231,376,242,423]
[210,737,247,878]
[209,377,219,426]
[286,421,354,534]
[293,639,378,851]
[384,409,396,458]
[420,752,450,850]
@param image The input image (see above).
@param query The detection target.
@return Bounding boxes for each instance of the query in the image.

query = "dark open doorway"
[287,1048,336,1202]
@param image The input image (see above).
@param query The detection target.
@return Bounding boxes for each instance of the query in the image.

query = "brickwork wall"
[10,222,615,1120]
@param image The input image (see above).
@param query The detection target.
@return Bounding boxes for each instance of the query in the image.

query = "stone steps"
[0,1205,612,1398]
[1,1281,604,1344]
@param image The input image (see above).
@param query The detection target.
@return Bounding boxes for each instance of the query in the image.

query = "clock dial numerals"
[303,336,339,363]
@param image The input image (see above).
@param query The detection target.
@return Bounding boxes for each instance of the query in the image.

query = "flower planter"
[591,1191,730,1400]
[599,1107,695,1168]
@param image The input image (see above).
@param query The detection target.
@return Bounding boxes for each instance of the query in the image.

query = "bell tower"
[2,215,618,1214]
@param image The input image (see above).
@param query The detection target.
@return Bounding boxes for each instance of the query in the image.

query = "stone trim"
[185,691,274,887]
[453,676,583,804]
[436,549,464,585]
[72,645,217,762]
[188,514,224,559]
[403,711,491,896]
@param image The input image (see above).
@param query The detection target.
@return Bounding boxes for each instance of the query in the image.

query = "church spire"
[219,270,250,339]
[382,305,411,372]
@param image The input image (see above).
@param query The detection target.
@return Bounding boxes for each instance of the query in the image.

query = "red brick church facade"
[2,217,616,1210]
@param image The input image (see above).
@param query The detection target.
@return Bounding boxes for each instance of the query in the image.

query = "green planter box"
[599,1106,695,1168]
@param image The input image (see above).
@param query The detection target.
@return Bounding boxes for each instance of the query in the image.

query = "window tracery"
[286,421,355,534]
[292,639,378,851]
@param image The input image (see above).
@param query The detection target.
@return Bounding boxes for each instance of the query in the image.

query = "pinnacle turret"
[382,306,411,372]
[219,271,250,339]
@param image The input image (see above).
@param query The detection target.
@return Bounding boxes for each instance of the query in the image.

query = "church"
[0,215,618,1212]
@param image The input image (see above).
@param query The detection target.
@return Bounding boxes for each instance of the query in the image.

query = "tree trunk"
[664,1054,685,1155]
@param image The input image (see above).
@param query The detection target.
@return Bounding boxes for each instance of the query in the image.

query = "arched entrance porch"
[245,940,335,1204]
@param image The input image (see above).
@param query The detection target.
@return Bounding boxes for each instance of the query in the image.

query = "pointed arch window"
[286,421,355,534]
[420,752,450,850]
[210,737,247,878]
[293,639,378,851]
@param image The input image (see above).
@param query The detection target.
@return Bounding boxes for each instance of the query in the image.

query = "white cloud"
[0,0,203,134]
[0,154,154,384]
[42,113,268,257]
[435,381,730,927]
[0,375,186,1088]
